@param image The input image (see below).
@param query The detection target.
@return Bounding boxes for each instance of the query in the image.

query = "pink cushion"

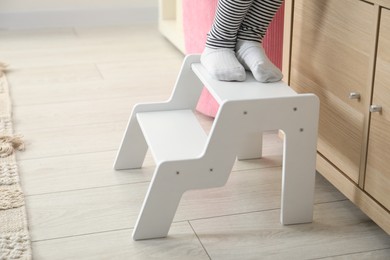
[182,0,285,117]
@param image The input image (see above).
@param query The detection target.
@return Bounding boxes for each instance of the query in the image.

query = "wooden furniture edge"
[358,3,381,188]
[282,0,294,84]
[317,153,390,234]
[367,0,390,8]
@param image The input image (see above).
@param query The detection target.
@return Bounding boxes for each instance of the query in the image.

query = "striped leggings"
[206,0,284,49]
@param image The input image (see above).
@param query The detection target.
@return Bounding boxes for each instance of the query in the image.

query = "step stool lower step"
[137,109,208,163]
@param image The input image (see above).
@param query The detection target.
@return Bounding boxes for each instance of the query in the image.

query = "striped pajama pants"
[206,0,284,49]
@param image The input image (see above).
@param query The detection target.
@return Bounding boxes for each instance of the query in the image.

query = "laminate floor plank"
[0,34,180,69]
[19,151,156,196]
[7,63,103,86]
[189,201,390,260]
[25,167,345,241]
[96,57,183,80]
[32,222,210,260]
[18,131,282,196]
[73,25,165,42]
[9,77,176,106]
[319,248,390,260]
[13,95,169,131]
[0,28,78,51]
[15,121,126,160]
[26,181,150,241]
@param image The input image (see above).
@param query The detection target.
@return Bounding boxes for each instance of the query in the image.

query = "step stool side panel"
[132,152,238,240]
[132,102,250,240]
[126,55,205,114]
[216,95,319,225]
[166,54,204,110]
[114,55,204,170]
[280,94,319,224]
[113,112,148,170]
[132,162,186,240]
[201,101,252,186]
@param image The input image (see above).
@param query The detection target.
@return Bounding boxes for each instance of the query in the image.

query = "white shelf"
[158,0,185,53]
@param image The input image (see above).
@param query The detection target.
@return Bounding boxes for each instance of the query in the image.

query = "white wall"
[0,0,157,12]
[0,0,158,29]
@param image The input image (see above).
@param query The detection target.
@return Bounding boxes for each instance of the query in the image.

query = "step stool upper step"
[136,109,207,163]
[191,63,297,103]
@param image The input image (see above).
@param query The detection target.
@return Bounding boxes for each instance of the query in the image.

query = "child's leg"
[236,0,284,82]
[201,0,253,81]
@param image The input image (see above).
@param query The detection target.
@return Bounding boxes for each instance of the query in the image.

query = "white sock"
[235,40,283,83]
[200,47,246,82]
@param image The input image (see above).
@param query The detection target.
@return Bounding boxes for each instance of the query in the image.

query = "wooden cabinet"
[365,8,390,211]
[284,0,390,234]
[289,0,375,184]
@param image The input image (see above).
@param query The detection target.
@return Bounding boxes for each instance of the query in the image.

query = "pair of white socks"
[200,40,283,82]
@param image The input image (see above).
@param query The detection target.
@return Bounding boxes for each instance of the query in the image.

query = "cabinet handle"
[349,92,361,100]
[370,105,382,113]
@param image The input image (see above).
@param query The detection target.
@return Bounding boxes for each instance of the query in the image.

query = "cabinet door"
[364,8,390,210]
[289,0,375,183]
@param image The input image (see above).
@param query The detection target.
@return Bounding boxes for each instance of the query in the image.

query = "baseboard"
[0,7,158,29]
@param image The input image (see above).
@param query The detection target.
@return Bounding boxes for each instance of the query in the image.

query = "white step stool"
[114,55,319,240]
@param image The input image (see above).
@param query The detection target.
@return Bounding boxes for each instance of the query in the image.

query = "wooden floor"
[1,24,389,259]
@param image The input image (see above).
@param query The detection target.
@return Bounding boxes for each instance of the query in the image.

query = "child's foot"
[235,40,283,83]
[201,47,246,82]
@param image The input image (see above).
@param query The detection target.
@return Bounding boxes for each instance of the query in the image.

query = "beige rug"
[0,64,32,259]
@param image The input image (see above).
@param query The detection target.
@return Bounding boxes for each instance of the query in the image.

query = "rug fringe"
[0,63,32,260]
[0,62,8,77]
[0,135,25,158]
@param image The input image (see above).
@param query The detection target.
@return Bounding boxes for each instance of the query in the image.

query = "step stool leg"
[113,117,148,170]
[132,164,184,240]
[280,125,317,225]
[237,132,263,160]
